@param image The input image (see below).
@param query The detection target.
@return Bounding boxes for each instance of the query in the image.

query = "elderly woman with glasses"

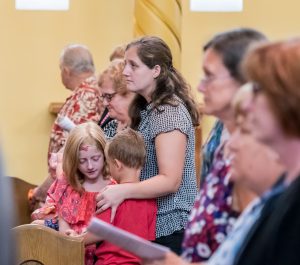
[98,59,135,138]
[231,37,300,265]
[179,28,268,263]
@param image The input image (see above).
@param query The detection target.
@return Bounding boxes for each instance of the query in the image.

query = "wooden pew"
[3,176,37,226]
[13,224,84,265]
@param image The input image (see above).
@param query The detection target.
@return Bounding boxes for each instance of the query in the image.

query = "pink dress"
[48,179,98,233]
[49,178,98,265]
[33,176,116,265]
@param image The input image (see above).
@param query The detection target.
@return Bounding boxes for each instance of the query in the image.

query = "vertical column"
[134,0,182,69]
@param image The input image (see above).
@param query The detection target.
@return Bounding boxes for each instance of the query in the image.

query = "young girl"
[34,122,113,265]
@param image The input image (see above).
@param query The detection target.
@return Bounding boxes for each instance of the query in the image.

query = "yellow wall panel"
[181,0,300,140]
[2,0,300,184]
[0,0,134,184]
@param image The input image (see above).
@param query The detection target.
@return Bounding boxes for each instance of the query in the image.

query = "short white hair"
[60,44,95,74]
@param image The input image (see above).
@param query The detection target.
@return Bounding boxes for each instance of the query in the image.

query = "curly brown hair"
[98,59,128,96]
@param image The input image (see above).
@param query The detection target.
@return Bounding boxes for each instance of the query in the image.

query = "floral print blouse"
[181,143,239,262]
[48,76,102,178]
[201,120,224,183]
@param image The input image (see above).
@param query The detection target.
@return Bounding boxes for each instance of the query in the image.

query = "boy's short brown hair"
[106,128,146,169]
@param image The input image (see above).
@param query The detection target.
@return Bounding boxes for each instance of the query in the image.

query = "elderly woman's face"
[227,99,284,194]
[100,75,134,121]
[250,92,282,146]
[198,48,241,119]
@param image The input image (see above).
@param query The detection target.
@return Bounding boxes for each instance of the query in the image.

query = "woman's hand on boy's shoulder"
[96,184,128,222]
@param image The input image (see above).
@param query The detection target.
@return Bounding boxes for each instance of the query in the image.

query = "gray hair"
[60,44,95,74]
[204,28,267,83]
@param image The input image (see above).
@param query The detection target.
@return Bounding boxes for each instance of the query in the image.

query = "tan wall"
[181,0,300,140]
[0,0,134,184]
[1,0,300,184]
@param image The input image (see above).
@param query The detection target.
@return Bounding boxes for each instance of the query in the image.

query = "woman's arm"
[31,175,55,203]
[31,150,64,204]
[139,129,187,195]
[97,130,187,219]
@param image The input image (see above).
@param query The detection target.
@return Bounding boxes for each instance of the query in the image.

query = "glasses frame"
[100,92,118,102]
[200,74,232,86]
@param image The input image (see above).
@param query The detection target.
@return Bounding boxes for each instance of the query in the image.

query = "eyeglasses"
[100,92,117,102]
[200,74,232,86]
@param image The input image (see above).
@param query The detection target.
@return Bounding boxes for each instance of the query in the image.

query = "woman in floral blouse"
[181,28,267,262]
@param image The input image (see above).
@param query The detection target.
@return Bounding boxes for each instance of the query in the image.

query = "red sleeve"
[46,178,68,204]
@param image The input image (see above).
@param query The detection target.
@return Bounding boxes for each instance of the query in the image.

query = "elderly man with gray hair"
[31,44,103,204]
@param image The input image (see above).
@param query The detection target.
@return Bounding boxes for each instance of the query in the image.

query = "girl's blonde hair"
[62,122,107,193]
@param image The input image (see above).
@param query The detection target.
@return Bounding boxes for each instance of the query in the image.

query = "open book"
[87,217,170,260]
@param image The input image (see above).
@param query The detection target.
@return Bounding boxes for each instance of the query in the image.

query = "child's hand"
[81,227,87,234]
[64,229,78,237]
[31,204,55,220]
[31,220,45,226]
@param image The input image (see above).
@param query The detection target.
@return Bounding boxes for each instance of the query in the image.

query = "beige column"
[134,0,182,69]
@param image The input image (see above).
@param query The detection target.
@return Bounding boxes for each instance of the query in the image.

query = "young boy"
[84,128,157,265]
